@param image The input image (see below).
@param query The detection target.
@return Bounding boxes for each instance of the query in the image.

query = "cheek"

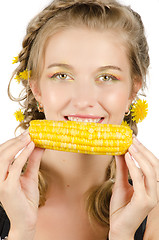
[101,85,130,121]
[40,82,71,114]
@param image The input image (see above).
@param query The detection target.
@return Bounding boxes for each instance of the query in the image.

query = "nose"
[71,82,96,109]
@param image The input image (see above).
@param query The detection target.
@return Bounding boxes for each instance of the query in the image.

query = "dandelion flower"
[12,56,19,64]
[19,69,32,80]
[131,99,148,123]
[14,74,21,84]
[121,121,129,127]
[14,109,24,122]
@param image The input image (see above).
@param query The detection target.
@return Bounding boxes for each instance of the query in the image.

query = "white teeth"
[67,117,101,123]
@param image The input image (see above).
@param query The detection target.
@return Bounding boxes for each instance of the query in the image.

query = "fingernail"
[128,153,140,168]
[27,141,34,149]
[133,137,141,145]
[22,129,30,135]
[21,134,31,142]
[127,152,132,160]
[129,144,138,153]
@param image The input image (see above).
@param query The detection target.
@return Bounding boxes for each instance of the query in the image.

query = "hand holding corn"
[29,120,133,155]
[0,133,44,240]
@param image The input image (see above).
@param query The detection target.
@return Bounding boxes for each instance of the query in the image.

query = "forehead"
[44,27,130,73]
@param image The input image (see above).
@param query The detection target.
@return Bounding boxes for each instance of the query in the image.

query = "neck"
[40,150,113,198]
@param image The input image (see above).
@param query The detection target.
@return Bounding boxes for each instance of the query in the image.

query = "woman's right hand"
[0,131,44,239]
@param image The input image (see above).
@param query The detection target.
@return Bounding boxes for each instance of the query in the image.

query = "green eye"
[98,74,119,82]
[50,72,73,81]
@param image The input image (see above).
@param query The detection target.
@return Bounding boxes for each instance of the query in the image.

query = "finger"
[8,142,35,181]
[132,137,159,199]
[133,137,159,176]
[129,139,157,199]
[115,155,129,188]
[0,131,29,152]
[125,152,145,192]
[110,155,133,216]
[0,133,31,163]
[24,147,45,182]
[0,134,31,182]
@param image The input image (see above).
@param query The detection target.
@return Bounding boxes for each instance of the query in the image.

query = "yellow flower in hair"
[131,99,148,123]
[14,109,24,122]
[14,74,21,84]
[121,121,129,127]
[19,69,32,80]
[12,56,19,64]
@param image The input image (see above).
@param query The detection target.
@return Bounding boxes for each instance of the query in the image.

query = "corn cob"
[29,120,133,155]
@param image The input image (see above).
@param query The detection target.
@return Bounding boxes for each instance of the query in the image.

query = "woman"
[0,0,158,239]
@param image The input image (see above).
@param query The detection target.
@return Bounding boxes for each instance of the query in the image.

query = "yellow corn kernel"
[29,120,133,155]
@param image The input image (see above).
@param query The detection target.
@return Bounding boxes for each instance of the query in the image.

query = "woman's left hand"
[109,136,159,240]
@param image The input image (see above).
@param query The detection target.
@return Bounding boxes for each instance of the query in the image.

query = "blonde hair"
[8,0,149,229]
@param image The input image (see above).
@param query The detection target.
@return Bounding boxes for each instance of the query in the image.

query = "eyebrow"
[47,63,122,72]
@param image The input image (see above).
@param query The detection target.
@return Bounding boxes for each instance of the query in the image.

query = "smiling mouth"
[64,116,104,123]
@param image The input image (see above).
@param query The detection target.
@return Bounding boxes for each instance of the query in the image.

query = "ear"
[29,79,42,103]
[131,78,142,99]
[126,78,142,112]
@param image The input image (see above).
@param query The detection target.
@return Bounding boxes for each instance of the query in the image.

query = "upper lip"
[65,115,104,119]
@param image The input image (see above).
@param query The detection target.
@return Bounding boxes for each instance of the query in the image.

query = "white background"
[0,0,159,156]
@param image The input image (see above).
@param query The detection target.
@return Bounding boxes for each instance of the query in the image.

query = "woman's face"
[33,27,137,125]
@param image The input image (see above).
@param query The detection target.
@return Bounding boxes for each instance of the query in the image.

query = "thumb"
[24,147,45,180]
[115,155,129,188]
